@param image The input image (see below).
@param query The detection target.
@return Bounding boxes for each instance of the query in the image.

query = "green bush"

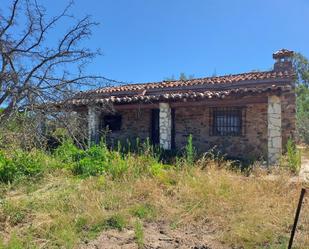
[54,141,111,177]
[73,157,102,176]
[0,152,16,183]
[107,153,128,179]
[185,134,195,165]
[0,150,46,183]
[72,145,109,177]
[54,140,84,163]
[103,214,126,231]
[11,150,46,177]
[281,139,301,173]
[286,139,301,173]
[149,162,164,177]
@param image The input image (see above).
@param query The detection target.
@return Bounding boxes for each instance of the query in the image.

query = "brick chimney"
[273,49,294,72]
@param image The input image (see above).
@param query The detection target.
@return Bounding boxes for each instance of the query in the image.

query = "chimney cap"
[272,49,294,60]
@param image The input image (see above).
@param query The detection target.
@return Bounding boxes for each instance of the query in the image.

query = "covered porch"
[86,94,283,165]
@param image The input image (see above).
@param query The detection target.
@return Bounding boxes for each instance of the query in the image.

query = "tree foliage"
[164,72,194,81]
[293,53,309,87]
[293,52,309,144]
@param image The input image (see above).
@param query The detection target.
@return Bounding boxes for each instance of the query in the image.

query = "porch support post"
[159,102,172,150]
[88,105,99,146]
[267,95,282,165]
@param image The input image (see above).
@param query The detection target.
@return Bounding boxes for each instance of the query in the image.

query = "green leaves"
[294,52,309,144]
[293,53,309,87]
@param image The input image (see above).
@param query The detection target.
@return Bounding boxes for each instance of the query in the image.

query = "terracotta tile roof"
[68,70,295,106]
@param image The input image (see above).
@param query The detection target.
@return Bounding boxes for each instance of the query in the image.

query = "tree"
[293,53,309,144]
[179,72,194,81]
[164,72,194,81]
[293,53,309,87]
[0,0,104,125]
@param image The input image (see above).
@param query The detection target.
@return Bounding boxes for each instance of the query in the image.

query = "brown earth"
[79,222,229,249]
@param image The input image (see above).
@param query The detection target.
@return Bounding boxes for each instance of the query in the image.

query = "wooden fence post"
[288,188,307,249]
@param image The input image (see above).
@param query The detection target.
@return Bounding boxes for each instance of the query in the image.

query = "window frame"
[101,114,122,132]
[209,107,246,137]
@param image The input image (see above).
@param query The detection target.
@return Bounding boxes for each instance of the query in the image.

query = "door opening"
[151,109,160,145]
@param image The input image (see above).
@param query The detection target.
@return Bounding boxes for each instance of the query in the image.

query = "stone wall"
[90,90,295,162]
[174,102,268,160]
[104,108,151,147]
[159,103,172,149]
[99,101,269,160]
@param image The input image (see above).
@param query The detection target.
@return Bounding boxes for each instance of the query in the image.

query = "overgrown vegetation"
[0,138,308,249]
[294,53,309,144]
[134,220,144,248]
[280,139,302,173]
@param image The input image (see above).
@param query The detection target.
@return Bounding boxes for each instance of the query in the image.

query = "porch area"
[86,95,284,164]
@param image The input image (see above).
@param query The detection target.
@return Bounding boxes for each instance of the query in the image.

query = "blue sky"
[4,0,309,83]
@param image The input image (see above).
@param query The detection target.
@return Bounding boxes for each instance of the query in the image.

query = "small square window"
[210,107,245,136]
[102,114,122,131]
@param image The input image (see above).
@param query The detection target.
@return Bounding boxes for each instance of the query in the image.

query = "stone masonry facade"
[87,92,295,163]
[103,108,151,147]
[174,100,268,160]
[73,50,297,165]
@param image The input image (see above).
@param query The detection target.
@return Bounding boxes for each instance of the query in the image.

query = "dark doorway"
[151,109,160,145]
[171,108,175,150]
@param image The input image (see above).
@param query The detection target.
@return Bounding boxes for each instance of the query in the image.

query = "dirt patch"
[79,222,228,249]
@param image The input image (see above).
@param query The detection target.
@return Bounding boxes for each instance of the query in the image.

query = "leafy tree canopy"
[293,52,309,143]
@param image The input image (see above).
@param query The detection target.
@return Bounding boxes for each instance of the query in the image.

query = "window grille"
[209,107,245,136]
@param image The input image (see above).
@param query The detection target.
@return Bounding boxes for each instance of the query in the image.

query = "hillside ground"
[0,142,308,249]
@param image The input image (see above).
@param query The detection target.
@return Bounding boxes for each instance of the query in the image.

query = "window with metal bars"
[209,107,245,136]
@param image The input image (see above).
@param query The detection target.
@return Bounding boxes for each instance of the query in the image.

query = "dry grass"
[0,164,308,249]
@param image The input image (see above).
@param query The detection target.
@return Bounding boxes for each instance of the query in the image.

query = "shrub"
[149,162,164,177]
[54,140,84,163]
[0,152,16,183]
[107,153,128,179]
[103,214,126,231]
[0,150,47,183]
[73,157,103,176]
[55,142,111,177]
[280,139,301,173]
[185,134,195,165]
[72,145,109,177]
[11,150,46,177]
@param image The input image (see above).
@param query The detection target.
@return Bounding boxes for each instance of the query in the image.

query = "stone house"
[68,49,296,165]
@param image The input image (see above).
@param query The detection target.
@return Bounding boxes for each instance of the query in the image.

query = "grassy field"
[0,142,308,249]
